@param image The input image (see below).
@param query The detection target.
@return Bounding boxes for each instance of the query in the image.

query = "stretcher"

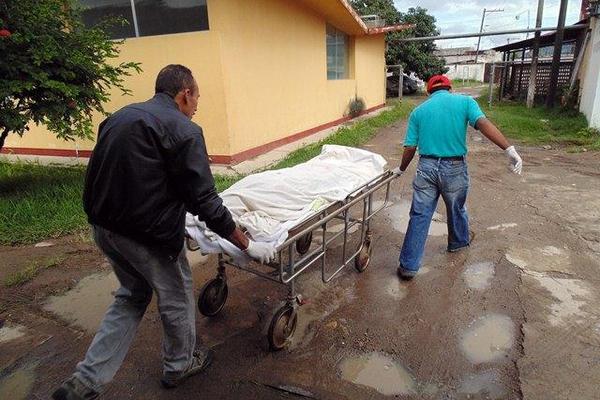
[186,146,397,350]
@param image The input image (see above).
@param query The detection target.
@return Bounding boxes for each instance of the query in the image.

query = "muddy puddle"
[339,352,416,395]
[459,370,506,399]
[463,261,495,290]
[0,364,36,400]
[531,275,590,326]
[461,314,515,364]
[0,323,25,344]
[385,279,408,300]
[289,283,357,349]
[44,272,118,333]
[384,201,446,235]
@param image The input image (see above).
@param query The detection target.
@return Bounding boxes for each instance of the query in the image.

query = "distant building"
[434,47,502,82]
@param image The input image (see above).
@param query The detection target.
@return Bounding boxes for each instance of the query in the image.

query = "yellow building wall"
[355,34,386,111]
[5,0,387,161]
[4,31,231,156]
[209,0,386,155]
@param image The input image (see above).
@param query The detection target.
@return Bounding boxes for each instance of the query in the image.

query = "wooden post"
[488,63,496,107]
[546,0,569,108]
[527,0,545,108]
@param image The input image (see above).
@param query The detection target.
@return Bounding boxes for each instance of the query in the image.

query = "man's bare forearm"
[476,118,510,150]
[400,146,417,171]
[227,227,249,250]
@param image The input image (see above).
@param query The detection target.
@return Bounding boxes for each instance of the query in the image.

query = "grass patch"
[453,79,484,88]
[2,100,414,244]
[4,256,65,287]
[271,100,413,170]
[0,162,88,245]
[478,91,598,149]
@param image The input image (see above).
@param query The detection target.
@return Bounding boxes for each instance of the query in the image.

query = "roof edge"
[367,23,415,35]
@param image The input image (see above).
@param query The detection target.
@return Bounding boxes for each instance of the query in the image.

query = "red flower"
[0,29,11,37]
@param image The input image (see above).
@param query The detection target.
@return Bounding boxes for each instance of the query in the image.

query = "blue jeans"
[399,157,470,273]
[73,226,196,393]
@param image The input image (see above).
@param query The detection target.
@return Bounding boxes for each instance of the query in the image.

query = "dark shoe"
[161,348,214,389]
[397,265,417,280]
[52,376,99,400]
[448,230,475,253]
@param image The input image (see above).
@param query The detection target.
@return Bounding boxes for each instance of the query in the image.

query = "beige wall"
[205,0,385,155]
[5,0,387,161]
[5,30,232,155]
[579,18,600,128]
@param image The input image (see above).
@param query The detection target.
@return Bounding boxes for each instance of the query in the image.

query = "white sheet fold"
[185,145,387,264]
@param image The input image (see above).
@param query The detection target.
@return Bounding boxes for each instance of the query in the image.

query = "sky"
[393,0,584,50]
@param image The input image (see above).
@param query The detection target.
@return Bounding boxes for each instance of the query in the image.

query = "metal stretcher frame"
[191,170,397,350]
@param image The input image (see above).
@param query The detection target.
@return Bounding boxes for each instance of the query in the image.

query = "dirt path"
[2,98,600,399]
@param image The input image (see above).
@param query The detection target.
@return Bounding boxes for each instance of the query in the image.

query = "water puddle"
[506,245,571,274]
[419,265,432,275]
[384,201,446,235]
[0,364,36,400]
[459,370,506,399]
[289,284,356,349]
[463,262,495,290]
[339,352,416,395]
[0,323,25,344]
[486,223,517,231]
[531,275,590,326]
[540,245,564,256]
[385,280,408,300]
[44,272,118,333]
[506,249,590,326]
[460,314,515,364]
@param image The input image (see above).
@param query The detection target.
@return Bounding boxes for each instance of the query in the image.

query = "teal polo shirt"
[403,90,485,157]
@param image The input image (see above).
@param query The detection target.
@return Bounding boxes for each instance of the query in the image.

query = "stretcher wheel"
[296,232,313,255]
[355,237,372,272]
[198,278,228,316]
[268,305,298,351]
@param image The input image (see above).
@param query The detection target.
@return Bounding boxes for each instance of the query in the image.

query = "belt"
[420,154,465,161]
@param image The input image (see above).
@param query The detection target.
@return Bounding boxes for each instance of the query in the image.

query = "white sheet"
[185,145,387,264]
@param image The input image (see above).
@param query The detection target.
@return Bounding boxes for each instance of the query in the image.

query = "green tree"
[351,1,447,80]
[0,0,141,151]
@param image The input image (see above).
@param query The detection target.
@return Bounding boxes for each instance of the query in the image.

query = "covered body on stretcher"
[185,145,388,264]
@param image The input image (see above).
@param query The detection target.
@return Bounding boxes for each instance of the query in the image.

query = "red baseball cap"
[427,75,452,93]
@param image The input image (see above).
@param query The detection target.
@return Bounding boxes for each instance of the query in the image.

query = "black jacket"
[83,93,236,256]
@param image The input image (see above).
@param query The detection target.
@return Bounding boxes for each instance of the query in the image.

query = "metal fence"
[489,60,575,101]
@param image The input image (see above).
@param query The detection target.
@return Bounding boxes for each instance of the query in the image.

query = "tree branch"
[0,127,9,152]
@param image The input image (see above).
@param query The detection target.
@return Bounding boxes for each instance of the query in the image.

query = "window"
[79,0,209,39]
[326,24,348,80]
[80,0,136,39]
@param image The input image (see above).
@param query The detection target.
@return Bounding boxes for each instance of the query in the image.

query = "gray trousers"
[74,225,196,392]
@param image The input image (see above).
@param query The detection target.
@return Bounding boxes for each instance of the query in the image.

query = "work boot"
[161,348,214,389]
[447,230,475,253]
[397,264,417,280]
[52,376,99,400]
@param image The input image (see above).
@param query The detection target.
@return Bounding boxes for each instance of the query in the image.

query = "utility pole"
[475,8,504,64]
[517,9,531,39]
[546,0,569,108]
[526,0,544,108]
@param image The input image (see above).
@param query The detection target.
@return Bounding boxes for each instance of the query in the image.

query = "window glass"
[134,0,209,37]
[78,0,209,39]
[326,24,348,80]
[80,0,136,39]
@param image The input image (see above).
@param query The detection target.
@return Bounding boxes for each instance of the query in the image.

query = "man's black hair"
[429,86,451,94]
[155,64,196,98]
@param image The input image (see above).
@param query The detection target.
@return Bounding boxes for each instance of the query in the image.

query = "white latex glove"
[245,240,277,264]
[505,146,522,175]
[391,166,403,176]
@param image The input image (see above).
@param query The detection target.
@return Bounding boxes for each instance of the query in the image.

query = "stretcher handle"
[279,171,397,250]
